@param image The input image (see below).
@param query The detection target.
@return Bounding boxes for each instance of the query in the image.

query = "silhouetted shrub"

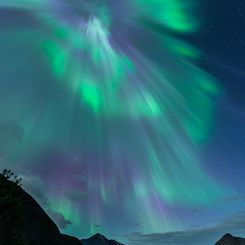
[0,169,27,245]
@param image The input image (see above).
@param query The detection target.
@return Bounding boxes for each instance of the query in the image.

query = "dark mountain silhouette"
[81,233,124,245]
[3,170,245,245]
[2,170,245,245]
[215,233,245,245]
[0,170,124,245]
[0,170,82,245]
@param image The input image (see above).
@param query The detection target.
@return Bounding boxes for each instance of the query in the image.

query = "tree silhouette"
[0,169,27,245]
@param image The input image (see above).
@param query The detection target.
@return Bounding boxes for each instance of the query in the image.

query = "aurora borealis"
[1,0,245,244]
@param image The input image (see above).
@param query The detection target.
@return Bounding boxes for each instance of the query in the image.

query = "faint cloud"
[0,121,23,142]
[126,210,245,245]
[0,121,24,158]
[20,172,72,229]
[94,224,102,228]
[66,190,86,202]
[223,195,245,203]
[21,174,49,208]
[48,210,72,229]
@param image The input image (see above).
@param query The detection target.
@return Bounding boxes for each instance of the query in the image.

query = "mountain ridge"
[0,171,124,245]
[215,233,245,245]
[2,170,245,245]
[81,233,124,245]
[0,171,82,245]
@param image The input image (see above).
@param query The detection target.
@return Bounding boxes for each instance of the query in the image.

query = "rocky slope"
[81,233,124,245]
[0,172,82,245]
[0,171,124,245]
[215,233,245,245]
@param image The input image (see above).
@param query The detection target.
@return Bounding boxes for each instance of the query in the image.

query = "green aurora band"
[0,0,230,239]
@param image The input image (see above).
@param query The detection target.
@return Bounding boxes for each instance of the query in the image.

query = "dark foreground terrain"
[81,233,124,245]
[0,170,123,245]
[0,170,81,245]
[215,233,245,245]
[0,170,244,245]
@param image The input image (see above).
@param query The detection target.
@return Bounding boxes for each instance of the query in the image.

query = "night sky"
[0,1,245,245]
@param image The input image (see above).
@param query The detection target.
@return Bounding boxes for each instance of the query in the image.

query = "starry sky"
[0,1,245,244]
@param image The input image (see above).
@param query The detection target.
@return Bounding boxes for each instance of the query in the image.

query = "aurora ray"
[0,0,231,239]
